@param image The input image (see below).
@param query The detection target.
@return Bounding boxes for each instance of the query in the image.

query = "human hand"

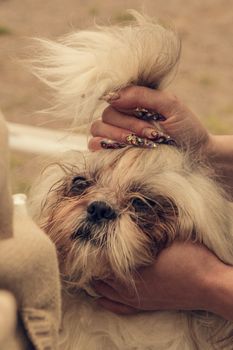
[92,241,233,321]
[89,86,211,153]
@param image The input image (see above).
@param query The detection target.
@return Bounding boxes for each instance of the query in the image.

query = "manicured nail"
[100,91,120,103]
[125,134,158,149]
[100,139,126,149]
[142,128,159,139]
[154,134,177,146]
[163,139,177,146]
[141,129,177,145]
[134,107,166,121]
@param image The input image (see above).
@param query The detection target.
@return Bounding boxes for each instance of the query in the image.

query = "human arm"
[208,135,233,163]
[207,135,233,191]
[92,241,233,321]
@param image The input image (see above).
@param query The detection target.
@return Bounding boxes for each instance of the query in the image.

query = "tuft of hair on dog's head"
[29,10,181,124]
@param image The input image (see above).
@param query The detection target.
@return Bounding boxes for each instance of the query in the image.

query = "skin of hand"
[92,242,233,321]
[88,86,233,190]
[89,86,211,153]
[89,86,233,190]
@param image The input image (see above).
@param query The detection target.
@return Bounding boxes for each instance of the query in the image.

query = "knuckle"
[123,85,143,104]
[90,120,101,136]
[102,106,114,122]
[131,86,148,104]
[126,119,138,131]
[128,85,140,98]
[87,138,95,151]
[139,86,150,101]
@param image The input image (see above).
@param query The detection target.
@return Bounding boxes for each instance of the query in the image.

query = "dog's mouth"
[70,226,91,241]
[70,221,109,246]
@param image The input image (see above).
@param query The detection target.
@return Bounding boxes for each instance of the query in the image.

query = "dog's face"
[36,146,203,289]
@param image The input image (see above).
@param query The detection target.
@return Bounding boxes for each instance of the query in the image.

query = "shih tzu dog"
[29,11,233,350]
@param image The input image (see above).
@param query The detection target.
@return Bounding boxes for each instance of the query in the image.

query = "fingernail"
[100,139,127,149]
[163,139,177,146]
[142,128,159,139]
[154,113,166,121]
[134,107,166,122]
[142,129,176,145]
[100,91,120,103]
[125,134,158,149]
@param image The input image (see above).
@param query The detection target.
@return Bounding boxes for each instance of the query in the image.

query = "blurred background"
[0,0,232,193]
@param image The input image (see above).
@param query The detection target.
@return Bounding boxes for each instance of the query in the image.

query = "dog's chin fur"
[29,10,233,350]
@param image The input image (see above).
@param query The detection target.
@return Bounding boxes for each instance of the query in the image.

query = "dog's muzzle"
[87,201,117,223]
[70,201,117,243]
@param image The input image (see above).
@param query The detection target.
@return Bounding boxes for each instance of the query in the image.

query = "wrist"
[204,134,233,163]
[202,263,233,321]
[203,133,217,160]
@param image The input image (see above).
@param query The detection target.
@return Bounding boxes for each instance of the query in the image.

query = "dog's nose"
[87,201,117,222]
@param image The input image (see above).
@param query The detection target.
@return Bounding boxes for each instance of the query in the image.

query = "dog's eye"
[70,176,91,195]
[131,197,155,212]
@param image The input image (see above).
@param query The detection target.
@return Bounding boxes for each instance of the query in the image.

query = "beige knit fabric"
[0,110,13,238]
[0,111,61,349]
[0,290,18,349]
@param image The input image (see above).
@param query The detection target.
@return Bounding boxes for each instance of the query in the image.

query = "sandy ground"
[0,0,233,192]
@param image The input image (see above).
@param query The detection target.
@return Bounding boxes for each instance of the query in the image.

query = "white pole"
[8,122,88,155]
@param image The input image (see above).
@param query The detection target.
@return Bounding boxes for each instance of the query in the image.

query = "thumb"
[107,86,178,119]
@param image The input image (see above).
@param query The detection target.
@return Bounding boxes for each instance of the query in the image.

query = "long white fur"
[30,10,180,123]
[29,11,233,350]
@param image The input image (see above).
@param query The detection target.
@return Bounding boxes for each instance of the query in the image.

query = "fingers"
[93,280,139,315]
[92,280,124,304]
[96,298,137,315]
[90,120,131,143]
[89,120,130,151]
[108,86,180,119]
[89,106,166,151]
[89,86,181,151]
[92,280,138,307]
[91,107,158,140]
[101,106,154,135]
[88,137,104,151]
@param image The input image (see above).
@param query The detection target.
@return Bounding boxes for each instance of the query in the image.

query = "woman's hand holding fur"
[89,86,211,153]
[90,85,233,190]
[93,242,233,321]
